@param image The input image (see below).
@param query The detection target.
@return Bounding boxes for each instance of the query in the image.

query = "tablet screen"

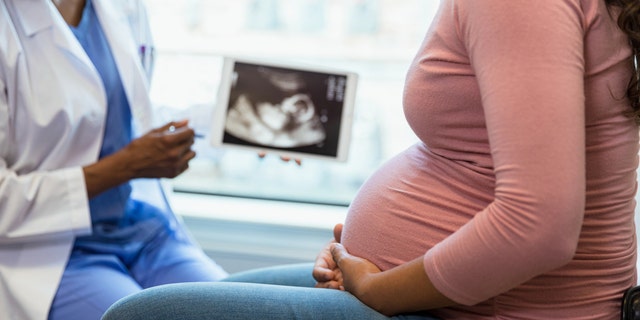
[210,57,358,162]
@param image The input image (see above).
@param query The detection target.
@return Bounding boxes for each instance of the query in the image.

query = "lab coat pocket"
[138,44,155,79]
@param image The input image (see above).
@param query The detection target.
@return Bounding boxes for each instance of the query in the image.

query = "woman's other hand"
[312,223,344,289]
[330,237,455,315]
[329,240,382,300]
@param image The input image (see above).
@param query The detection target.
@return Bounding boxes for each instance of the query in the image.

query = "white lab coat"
[0,0,162,319]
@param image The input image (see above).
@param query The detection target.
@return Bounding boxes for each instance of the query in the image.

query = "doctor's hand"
[124,120,196,179]
[83,120,196,198]
[313,223,344,290]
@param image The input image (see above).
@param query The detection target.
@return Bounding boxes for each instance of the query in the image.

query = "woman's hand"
[312,223,344,289]
[329,242,383,304]
[330,242,456,316]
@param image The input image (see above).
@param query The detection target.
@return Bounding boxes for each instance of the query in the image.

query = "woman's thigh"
[102,281,441,320]
[222,262,316,287]
[102,282,387,320]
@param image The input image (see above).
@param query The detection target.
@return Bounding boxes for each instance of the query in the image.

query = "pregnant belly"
[341,143,494,271]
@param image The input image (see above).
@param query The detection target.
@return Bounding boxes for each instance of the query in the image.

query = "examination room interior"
[146,0,640,276]
[146,0,432,274]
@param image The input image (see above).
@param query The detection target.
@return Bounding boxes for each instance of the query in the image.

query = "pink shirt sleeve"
[423,0,587,305]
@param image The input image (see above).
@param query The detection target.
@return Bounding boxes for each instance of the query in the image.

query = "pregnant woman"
[102,0,640,319]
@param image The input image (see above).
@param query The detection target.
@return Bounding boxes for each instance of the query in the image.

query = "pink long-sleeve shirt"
[341,0,638,318]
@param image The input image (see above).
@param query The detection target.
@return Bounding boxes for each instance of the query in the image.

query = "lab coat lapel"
[93,0,154,134]
[11,0,99,83]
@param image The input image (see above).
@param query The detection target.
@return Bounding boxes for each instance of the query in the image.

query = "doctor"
[0,0,228,319]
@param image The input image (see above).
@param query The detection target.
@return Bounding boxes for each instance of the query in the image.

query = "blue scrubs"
[48,2,227,319]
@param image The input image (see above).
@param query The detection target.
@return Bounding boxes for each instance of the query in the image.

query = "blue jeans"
[101,263,441,320]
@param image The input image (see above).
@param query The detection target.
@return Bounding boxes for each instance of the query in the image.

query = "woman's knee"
[222,262,316,287]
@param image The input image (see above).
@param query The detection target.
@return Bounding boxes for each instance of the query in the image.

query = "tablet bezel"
[210,56,358,162]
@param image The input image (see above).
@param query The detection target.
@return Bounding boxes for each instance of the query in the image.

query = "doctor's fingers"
[162,119,190,131]
[144,148,195,178]
[133,136,195,169]
[140,131,195,159]
[161,126,196,145]
[164,150,195,178]
[151,119,190,134]
[162,143,196,164]
[144,120,195,141]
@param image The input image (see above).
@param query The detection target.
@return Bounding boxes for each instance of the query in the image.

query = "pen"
[168,125,205,138]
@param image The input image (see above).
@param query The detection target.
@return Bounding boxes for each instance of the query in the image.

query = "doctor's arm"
[0,72,93,242]
[83,120,196,198]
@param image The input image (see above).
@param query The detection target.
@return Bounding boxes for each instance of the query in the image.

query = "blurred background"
[145,0,438,206]
[143,1,640,275]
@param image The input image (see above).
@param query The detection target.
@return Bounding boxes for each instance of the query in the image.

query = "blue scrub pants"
[101,263,441,320]
[48,204,228,320]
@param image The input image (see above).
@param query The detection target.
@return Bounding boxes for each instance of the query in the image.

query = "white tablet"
[210,57,358,162]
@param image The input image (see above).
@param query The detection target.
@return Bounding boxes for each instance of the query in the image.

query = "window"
[145,0,438,206]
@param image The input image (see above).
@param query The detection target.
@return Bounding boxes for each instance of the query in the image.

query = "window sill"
[170,191,347,230]
[169,191,347,272]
